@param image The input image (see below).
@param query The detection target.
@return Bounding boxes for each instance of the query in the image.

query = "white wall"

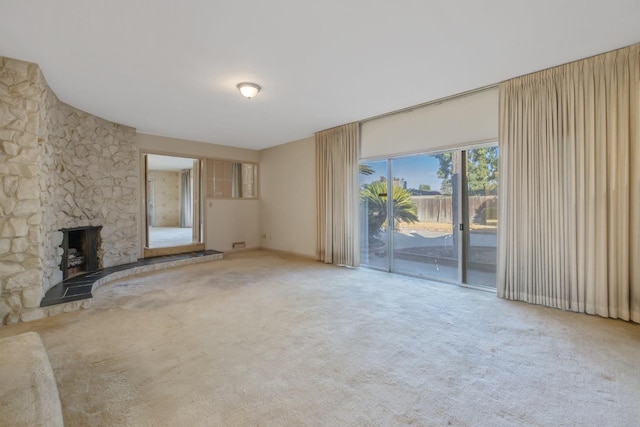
[259,137,316,257]
[137,133,261,254]
[137,133,259,162]
[205,199,261,251]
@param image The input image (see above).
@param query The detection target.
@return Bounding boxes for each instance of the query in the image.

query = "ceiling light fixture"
[237,82,261,99]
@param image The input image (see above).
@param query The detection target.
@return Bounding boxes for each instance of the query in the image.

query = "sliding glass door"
[360,145,498,288]
[390,153,459,281]
[465,147,498,287]
[359,160,389,270]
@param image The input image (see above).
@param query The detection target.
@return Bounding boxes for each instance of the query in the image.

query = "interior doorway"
[143,153,204,256]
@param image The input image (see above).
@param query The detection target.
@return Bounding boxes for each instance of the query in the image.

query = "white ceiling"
[1,1,639,150]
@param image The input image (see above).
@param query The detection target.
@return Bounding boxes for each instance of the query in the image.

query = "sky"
[360,155,442,191]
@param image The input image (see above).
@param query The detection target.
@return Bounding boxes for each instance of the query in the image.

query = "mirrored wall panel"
[205,159,257,199]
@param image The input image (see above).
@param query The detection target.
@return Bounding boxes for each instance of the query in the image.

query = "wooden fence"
[411,195,497,224]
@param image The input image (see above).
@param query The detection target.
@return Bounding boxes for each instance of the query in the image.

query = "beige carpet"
[148,226,193,248]
[1,250,639,426]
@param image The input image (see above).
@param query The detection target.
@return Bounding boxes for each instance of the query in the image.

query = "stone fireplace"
[60,226,102,280]
[0,56,139,325]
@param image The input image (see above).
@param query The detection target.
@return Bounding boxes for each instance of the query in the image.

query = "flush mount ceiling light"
[237,82,261,99]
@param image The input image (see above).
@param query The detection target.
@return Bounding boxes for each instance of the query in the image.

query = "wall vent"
[232,241,246,249]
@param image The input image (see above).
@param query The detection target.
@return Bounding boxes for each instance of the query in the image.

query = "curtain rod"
[360,83,499,124]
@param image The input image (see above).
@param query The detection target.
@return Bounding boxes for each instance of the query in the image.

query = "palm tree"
[359,164,375,175]
[360,180,418,241]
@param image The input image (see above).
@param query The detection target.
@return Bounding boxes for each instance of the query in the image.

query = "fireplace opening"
[60,226,102,280]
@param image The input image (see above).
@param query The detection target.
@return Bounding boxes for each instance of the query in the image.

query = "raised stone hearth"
[40,250,223,308]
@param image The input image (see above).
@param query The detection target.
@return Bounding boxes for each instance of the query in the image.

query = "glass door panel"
[359,160,389,271]
[360,145,499,287]
[390,153,459,281]
[465,146,498,287]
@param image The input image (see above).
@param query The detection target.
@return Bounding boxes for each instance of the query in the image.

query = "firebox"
[60,226,102,280]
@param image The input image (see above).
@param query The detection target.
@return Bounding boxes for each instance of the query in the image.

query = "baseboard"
[259,247,316,260]
[225,246,260,253]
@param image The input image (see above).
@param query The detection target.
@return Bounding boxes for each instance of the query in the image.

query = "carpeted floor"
[1,250,639,426]
[148,226,194,248]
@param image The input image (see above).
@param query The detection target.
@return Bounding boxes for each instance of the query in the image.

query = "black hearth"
[60,226,102,280]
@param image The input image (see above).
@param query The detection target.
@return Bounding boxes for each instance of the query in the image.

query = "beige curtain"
[231,162,242,198]
[316,122,361,266]
[498,44,640,322]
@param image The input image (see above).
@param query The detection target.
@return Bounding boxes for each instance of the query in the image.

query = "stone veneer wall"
[0,56,138,325]
[39,84,139,288]
[0,58,44,324]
